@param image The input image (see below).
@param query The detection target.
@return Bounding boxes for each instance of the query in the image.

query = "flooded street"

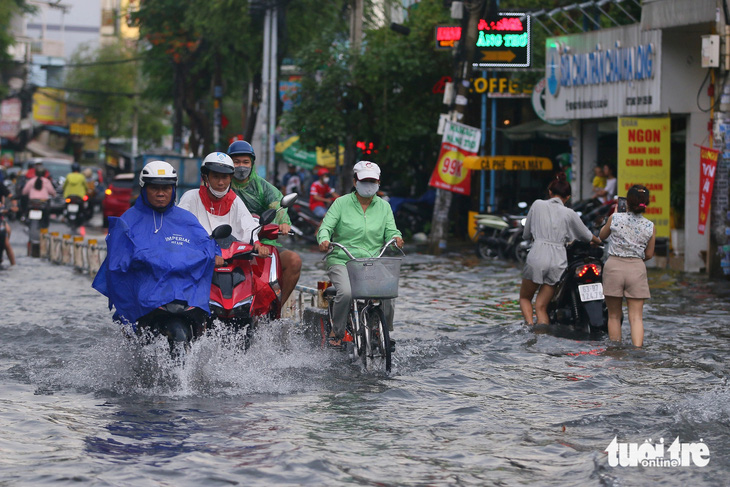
[1,219,729,486]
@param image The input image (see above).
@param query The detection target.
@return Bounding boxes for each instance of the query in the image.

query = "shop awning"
[25,140,73,161]
[503,119,572,141]
[275,136,342,170]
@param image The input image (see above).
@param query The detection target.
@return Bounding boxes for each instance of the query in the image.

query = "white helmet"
[201,152,235,175]
[139,160,178,187]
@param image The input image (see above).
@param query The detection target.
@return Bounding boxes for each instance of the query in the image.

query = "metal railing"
[40,229,106,278]
[38,229,325,323]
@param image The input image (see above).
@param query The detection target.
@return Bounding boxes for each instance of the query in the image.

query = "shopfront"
[544,9,715,272]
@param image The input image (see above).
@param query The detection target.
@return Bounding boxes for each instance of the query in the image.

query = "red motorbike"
[208,194,297,346]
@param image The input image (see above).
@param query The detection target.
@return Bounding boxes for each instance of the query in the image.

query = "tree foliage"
[64,41,167,150]
[0,0,35,98]
[133,0,261,155]
[283,0,453,187]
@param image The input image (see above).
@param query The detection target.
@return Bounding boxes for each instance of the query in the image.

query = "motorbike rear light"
[105,188,112,196]
[65,198,71,203]
[576,263,601,278]
[83,195,89,201]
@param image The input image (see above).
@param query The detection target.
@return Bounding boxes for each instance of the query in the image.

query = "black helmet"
[227,140,256,162]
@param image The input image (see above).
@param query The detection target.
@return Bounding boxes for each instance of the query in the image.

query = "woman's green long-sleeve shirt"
[316,192,402,268]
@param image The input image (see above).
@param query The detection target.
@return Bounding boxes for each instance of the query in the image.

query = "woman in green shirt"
[317,161,404,347]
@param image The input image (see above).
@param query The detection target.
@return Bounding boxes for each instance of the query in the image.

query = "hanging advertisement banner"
[33,88,67,126]
[428,120,481,195]
[617,117,671,238]
[0,98,22,139]
[698,146,719,234]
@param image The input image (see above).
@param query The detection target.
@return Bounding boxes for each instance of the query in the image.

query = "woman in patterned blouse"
[599,185,656,347]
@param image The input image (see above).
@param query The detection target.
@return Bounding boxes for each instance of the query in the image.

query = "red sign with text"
[428,121,481,195]
[698,146,719,235]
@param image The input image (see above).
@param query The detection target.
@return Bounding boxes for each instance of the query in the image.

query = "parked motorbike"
[209,193,298,347]
[287,196,321,244]
[27,199,48,258]
[547,240,608,335]
[580,198,616,234]
[474,204,528,262]
[64,194,88,230]
[390,189,436,237]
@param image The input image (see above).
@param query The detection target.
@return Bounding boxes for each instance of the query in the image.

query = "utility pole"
[268,5,278,180]
[427,0,484,255]
[342,0,363,189]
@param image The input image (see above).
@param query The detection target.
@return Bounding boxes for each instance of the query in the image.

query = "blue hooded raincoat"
[92,187,219,324]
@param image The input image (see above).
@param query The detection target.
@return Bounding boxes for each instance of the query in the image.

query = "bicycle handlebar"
[323,239,405,261]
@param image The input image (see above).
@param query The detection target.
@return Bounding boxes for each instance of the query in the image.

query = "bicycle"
[322,238,404,373]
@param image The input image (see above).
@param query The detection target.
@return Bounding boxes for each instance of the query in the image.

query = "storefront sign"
[0,98,22,139]
[471,77,532,97]
[531,78,568,125]
[428,120,481,195]
[70,122,97,137]
[617,117,671,238]
[463,155,552,171]
[33,88,67,126]
[435,25,461,50]
[545,25,661,119]
[698,146,719,234]
[473,13,530,69]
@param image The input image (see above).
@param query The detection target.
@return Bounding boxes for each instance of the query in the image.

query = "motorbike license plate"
[578,283,604,302]
[29,209,43,220]
[67,204,79,212]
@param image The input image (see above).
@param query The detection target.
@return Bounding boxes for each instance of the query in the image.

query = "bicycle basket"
[346,257,402,299]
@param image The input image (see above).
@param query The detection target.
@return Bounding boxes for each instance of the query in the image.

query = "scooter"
[287,195,321,244]
[209,193,298,346]
[547,240,608,334]
[135,301,208,354]
[64,194,88,230]
[474,212,527,261]
[27,199,48,258]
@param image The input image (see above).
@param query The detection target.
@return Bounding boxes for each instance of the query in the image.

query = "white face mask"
[209,185,229,199]
[355,181,379,198]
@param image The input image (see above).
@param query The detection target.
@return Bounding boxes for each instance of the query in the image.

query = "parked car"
[101,173,138,227]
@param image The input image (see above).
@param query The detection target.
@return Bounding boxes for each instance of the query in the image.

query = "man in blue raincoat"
[92,160,219,327]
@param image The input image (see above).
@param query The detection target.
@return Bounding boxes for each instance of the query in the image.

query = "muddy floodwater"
[1,221,729,486]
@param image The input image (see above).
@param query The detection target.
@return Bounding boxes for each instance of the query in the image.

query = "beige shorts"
[603,256,650,299]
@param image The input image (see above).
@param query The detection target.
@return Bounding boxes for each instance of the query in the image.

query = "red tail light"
[65,198,71,203]
[576,263,601,278]
[83,195,89,201]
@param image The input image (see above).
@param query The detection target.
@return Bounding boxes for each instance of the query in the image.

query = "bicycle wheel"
[351,311,364,363]
[362,306,391,373]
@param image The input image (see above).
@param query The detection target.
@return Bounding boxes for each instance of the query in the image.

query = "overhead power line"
[52,86,141,97]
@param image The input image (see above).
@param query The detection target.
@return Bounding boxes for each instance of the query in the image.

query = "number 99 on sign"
[438,151,468,185]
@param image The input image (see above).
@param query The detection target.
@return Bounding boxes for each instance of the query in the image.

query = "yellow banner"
[617,117,671,238]
[33,88,67,126]
[70,122,97,136]
[463,155,553,171]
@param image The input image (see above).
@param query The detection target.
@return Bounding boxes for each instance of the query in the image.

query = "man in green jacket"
[228,140,302,308]
[317,161,403,347]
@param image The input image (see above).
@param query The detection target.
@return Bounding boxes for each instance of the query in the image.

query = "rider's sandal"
[327,336,344,349]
